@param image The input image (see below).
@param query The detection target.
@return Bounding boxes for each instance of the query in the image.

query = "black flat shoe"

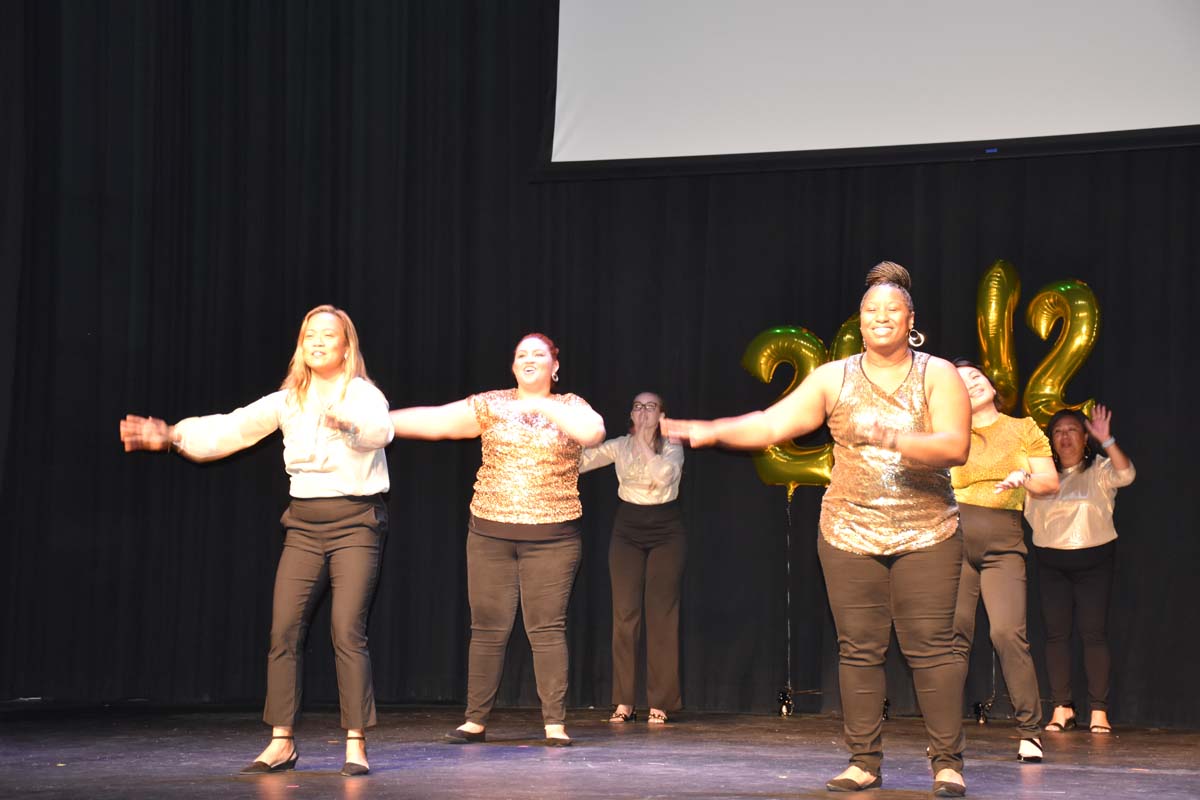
[443,727,486,744]
[931,772,969,796]
[240,735,298,774]
[825,772,882,791]
[544,735,572,747]
[341,735,369,777]
[932,777,966,797]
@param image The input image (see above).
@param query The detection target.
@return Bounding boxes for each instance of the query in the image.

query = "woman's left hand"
[1084,403,1112,442]
[851,419,900,451]
[994,470,1029,492]
[321,408,360,438]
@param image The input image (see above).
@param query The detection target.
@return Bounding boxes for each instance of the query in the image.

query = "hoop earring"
[552,371,559,383]
[908,329,926,348]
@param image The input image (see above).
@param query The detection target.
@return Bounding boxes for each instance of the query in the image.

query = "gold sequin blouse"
[820,352,959,556]
[469,389,587,524]
[951,414,1052,511]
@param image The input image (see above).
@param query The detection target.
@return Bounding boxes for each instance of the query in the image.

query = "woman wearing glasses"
[580,392,685,726]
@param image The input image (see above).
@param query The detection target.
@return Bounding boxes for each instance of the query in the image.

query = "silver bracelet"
[1100,436,1116,449]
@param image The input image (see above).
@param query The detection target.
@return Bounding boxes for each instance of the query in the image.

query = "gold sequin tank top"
[469,389,585,524]
[820,352,959,556]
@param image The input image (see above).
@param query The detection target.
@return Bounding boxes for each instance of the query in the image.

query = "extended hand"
[660,418,716,448]
[119,415,171,452]
[1084,403,1112,442]
[994,469,1028,492]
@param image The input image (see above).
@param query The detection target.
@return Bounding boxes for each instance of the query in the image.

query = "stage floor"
[2,706,1197,799]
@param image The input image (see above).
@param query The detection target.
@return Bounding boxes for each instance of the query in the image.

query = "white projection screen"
[551,0,1200,165]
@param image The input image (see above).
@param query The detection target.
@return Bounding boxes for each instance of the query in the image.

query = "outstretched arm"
[661,361,839,449]
[511,397,605,447]
[120,394,281,462]
[389,398,481,440]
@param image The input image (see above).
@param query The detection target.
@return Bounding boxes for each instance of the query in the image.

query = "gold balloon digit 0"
[740,326,833,497]
[976,260,1021,413]
[1022,279,1099,427]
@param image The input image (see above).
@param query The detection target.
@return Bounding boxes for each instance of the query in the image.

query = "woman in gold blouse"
[664,263,972,797]
[386,333,604,746]
[950,361,1059,764]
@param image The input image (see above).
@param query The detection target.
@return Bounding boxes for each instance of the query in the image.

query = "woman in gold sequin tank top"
[387,333,606,747]
[663,263,972,797]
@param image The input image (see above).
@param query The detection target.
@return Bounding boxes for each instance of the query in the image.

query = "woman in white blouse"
[119,305,394,776]
[1024,405,1134,735]
[580,392,685,725]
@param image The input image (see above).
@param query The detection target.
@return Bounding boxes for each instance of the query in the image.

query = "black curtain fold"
[3,0,1198,728]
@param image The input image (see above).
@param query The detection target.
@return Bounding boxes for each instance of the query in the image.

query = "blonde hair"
[280,305,372,408]
[862,261,914,311]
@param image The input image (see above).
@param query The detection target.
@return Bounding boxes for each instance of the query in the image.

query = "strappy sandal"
[647,710,668,725]
[1089,723,1112,734]
[608,708,636,723]
[1044,704,1077,732]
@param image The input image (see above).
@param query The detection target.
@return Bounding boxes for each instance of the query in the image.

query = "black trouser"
[818,531,966,776]
[464,531,582,726]
[608,501,686,712]
[1034,541,1115,712]
[952,504,1042,736]
[265,496,386,730]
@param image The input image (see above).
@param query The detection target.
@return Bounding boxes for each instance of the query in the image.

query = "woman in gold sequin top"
[387,333,605,746]
[663,263,972,797]
[950,361,1059,764]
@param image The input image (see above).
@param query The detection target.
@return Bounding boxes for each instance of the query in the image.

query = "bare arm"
[886,357,971,467]
[661,361,839,449]
[390,398,481,440]
[995,455,1060,496]
[513,397,606,447]
[1085,404,1131,471]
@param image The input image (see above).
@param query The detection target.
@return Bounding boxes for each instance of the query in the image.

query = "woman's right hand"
[119,415,173,452]
[660,417,717,448]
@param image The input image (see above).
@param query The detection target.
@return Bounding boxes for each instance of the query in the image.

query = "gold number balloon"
[976,260,1021,413]
[829,314,863,361]
[741,326,833,497]
[1022,279,1099,426]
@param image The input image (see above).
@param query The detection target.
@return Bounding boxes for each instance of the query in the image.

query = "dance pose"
[119,305,393,776]
[950,361,1059,762]
[1025,405,1133,735]
[386,333,604,746]
[663,262,971,796]
[580,392,686,725]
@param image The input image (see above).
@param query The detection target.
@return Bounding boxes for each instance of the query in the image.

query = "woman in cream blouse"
[581,392,685,725]
[120,305,393,777]
[1025,405,1133,735]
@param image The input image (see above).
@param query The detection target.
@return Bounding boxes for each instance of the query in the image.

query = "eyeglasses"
[631,402,660,412]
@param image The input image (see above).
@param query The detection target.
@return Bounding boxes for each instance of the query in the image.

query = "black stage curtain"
[2,0,1197,729]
